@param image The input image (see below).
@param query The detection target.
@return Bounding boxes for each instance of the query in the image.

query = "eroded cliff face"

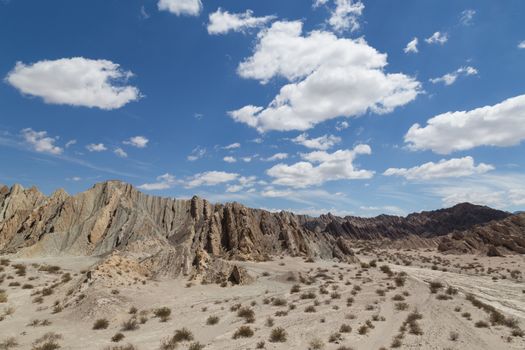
[0,181,521,278]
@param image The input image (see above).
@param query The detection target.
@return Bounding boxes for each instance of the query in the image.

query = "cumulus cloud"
[65,140,77,148]
[5,57,140,110]
[21,128,63,155]
[425,31,448,45]
[86,143,107,152]
[226,176,257,193]
[460,9,476,26]
[223,142,240,150]
[187,146,206,161]
[384,157,494,180]
[138,173,177,190]
[267,144,373,188]
[404,37,418,54]
[429,66,477,86]
[230,21,420,132]
[207,8,275,35]
[518,41,525,49]
[123,136,148,148]
[264,153,288,161]
[223,156,236,163]
[429,174,525,209]
[185,171,239,188]
[335,121,349,131]
[327,0,365,33]
[405,94,525,154]
[114,147,128,158]
[292,133,341,150]
[157,0,202,16]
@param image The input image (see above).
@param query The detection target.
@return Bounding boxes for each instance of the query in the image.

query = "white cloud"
[207,8,275,35]
[267,144,373,188]
[138,173,177,191]
[425,31,448,45]
[429,174,525,209]
[86,143,107,152]
[261,187,292,198]
[335,121,349,131]
[230,21,420,132]
[265,153,288,161]
[187,146,206,161]
[327,0,365,33]
[114,147,128,158]
[223,156,236,163]
[384,156,494,180]
[157,0,202,16]
[313,0,330,7]
[518,41,525,49]
[21,128,63,155]
[429,66,477,86]
[460,9,476,26]
[404,37,418,54]
[226,176,257,193]
[5,57,140,110]
[123,136,148,148]
[241,157,252,162]
[223,142,240,150]
[405,94,525,154]
[292,133,341,150]
[185,171,239,188]
[65,140,77,148]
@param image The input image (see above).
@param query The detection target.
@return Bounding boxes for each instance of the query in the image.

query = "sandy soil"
[0,252,524,350]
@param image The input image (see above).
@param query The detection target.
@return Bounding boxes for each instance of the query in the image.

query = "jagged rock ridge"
[0,181,522,277]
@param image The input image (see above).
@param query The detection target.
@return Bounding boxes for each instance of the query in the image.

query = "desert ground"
[1,250,524,350]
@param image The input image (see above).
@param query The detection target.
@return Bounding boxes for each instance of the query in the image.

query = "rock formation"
[0,181,522,279]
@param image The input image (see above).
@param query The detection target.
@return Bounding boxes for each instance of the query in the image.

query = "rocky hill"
[0,181,522,278]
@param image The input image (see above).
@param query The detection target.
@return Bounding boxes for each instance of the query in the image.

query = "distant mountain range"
[1,181,523,277]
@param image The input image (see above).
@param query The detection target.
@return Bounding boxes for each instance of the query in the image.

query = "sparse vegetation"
[269,327,287,342]
[93,318,109,330]
[233,326,254,339]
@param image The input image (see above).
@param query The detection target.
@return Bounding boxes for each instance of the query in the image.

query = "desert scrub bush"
[0,259,9,266]
[328,332,342,343]
[358,324,369,335]
[428,281,444,294]
[379,265,392,276]
[188,342,205,350]
[206,315,219,325]
[41,287,53,296]
[154,307,171,322]
[290,284,301,293]
[103,345,138,350]
[256,341,265,349]
[436,294,452,301]
[309,338,324,350]
[330,291,341,299]
[31,332,62,350]
[232,326,254,339]
[265,317,275,327]
[272,298,287,306]
[340,324,352,333]
[121,318,139,331]
[0,290,6,303]
[275,310,288,317]
[237,306,255,323]
[38,265,61,274]
[305,305,316,313]
[391,294,405,301]
[173,328,194,342]
[111,333,125,342]
[394,275,406,287]
[22,283,34,289]
[449,331,459,341]
[300,291,316,299]
[475,320,490,328]
[461,312,472,320]
[7,282,19,287]
[269,327,287,342]
[0,336,18,349]
[128,306,137,314]
[375,289,386,296]
[93,318,109,330]
[395,302,409,311]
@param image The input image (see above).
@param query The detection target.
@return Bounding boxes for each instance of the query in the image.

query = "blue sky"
[1,0,525,216]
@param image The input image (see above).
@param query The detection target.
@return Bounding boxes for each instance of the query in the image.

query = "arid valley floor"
[1,250,524,350]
